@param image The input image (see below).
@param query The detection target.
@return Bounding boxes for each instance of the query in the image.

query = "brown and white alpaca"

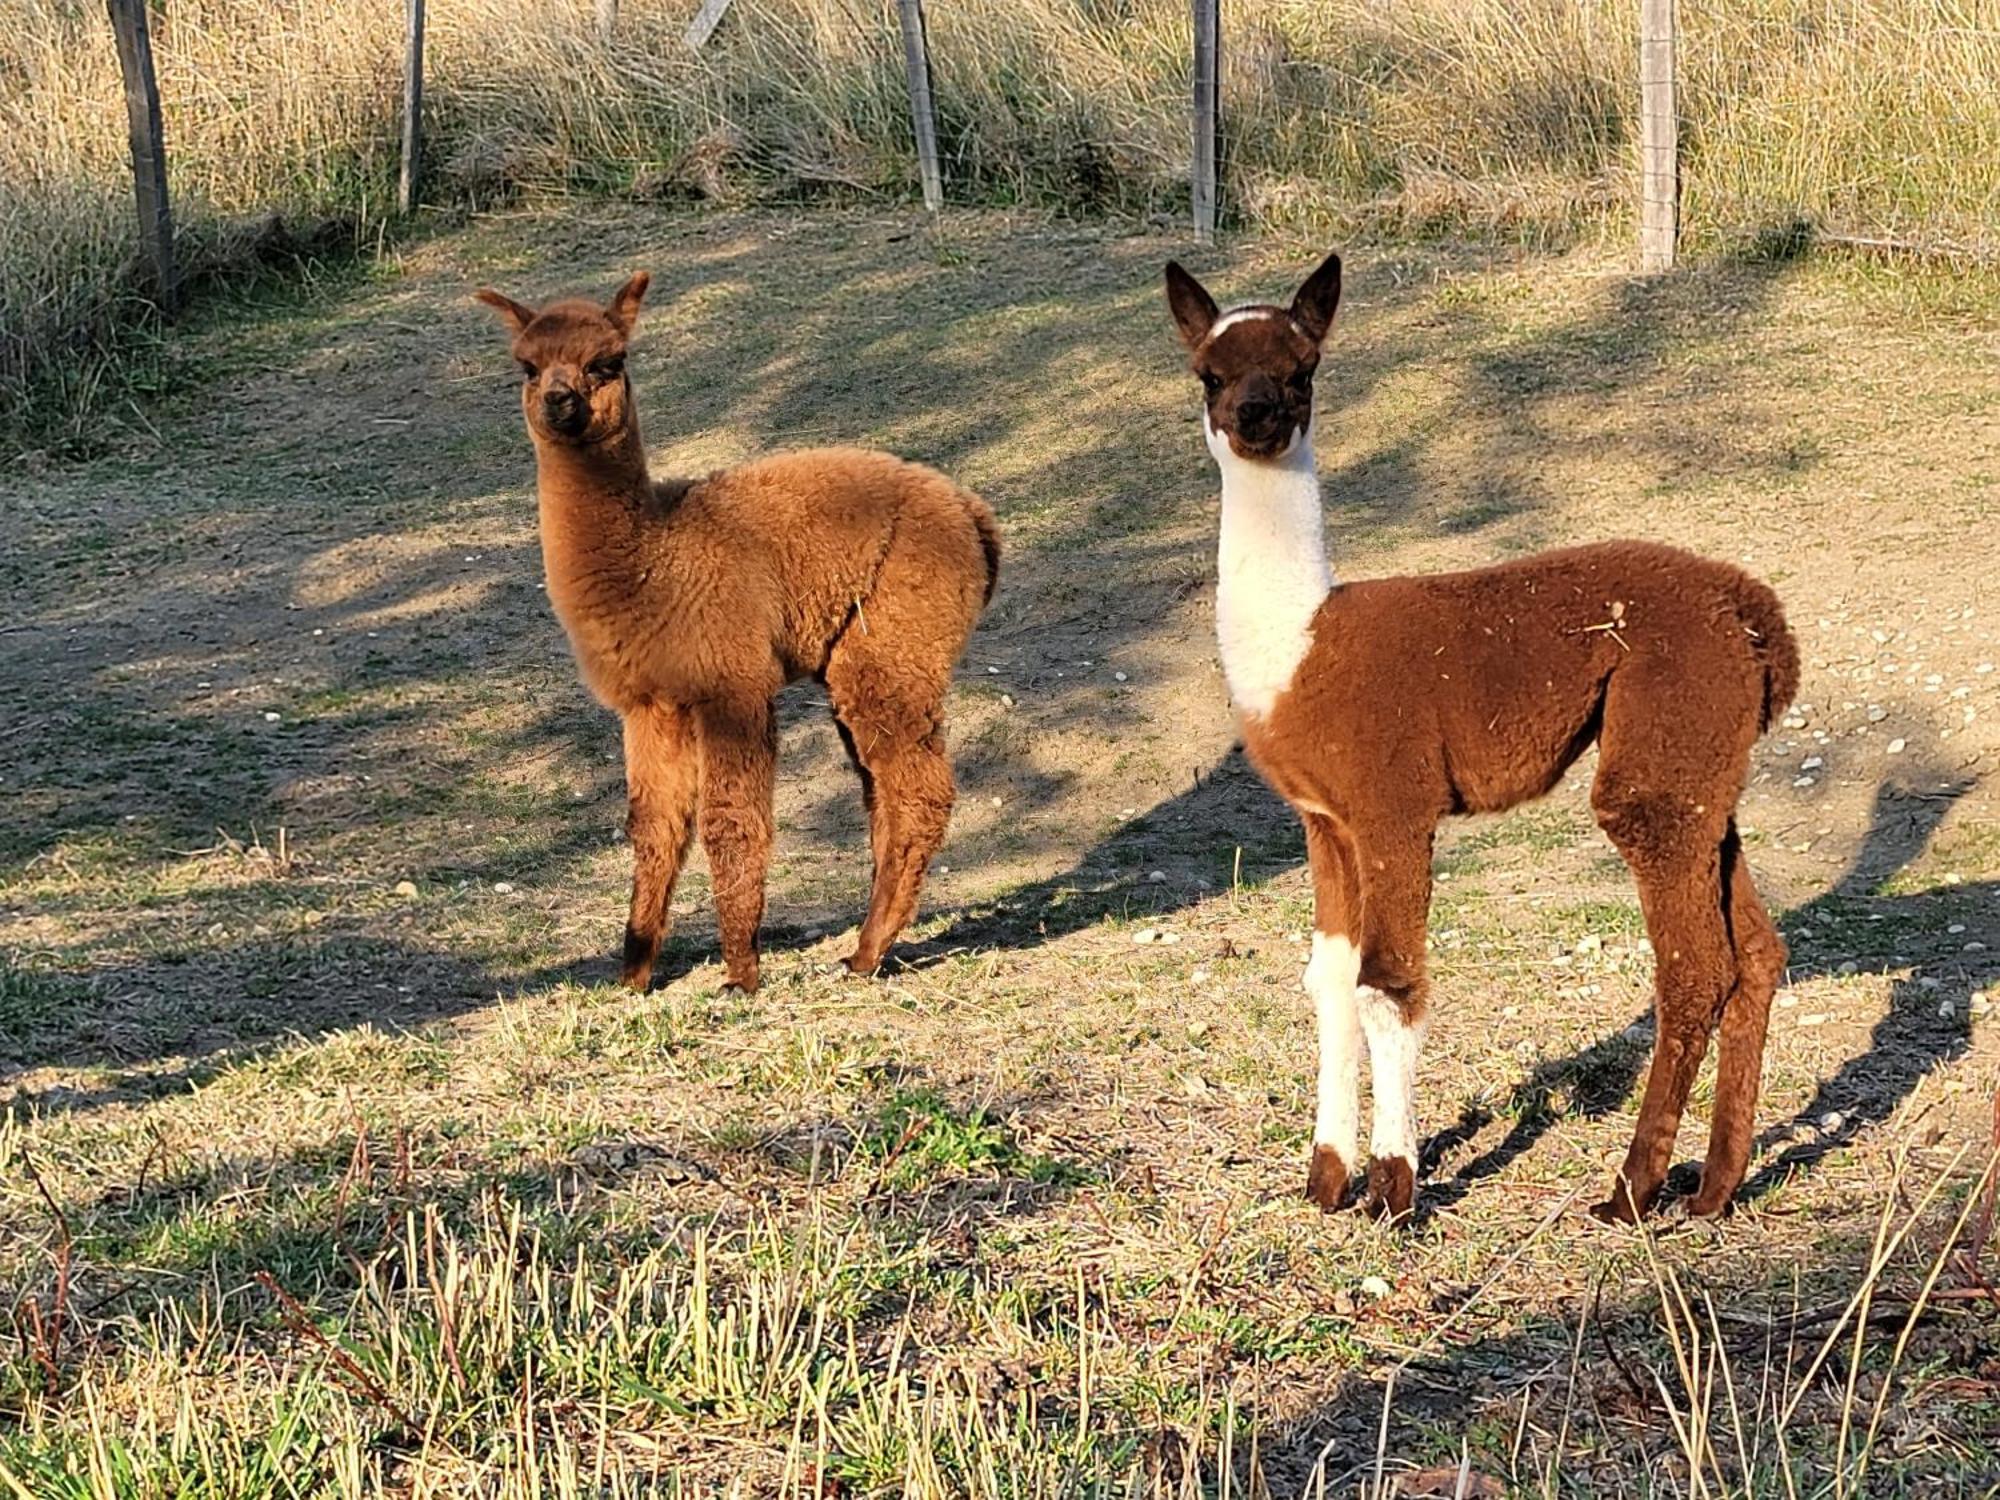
[475,272,999,994]
[1163,252,1798,1223]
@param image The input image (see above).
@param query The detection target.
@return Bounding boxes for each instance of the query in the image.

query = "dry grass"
[2,207,1998,1494]
[5,0,2000,446]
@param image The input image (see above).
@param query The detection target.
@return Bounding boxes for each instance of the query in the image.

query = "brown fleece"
[1167,252,1797,1224]
[476,273,998,993]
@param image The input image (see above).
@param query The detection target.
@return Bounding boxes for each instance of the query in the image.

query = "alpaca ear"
[1163,261,1219,351]
[474,287,537,335]
[1289,251,1342,344]
[606,271,651,335]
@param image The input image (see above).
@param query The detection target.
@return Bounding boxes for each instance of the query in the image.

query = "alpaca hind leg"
[822,557,967,975]
[620,702,700,990]
[1302,814,1363,1211]
[694,698,777,993]
[1688,821,1785,1216]
[1592,795,1737,1222]
[841,727,954,974]
[1354,827,1436,1223]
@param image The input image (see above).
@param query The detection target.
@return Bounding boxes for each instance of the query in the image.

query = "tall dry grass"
[4,0,1998,446]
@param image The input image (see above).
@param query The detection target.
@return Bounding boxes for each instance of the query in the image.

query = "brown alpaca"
[1164,252,1798,1223]
[475,273,999,994]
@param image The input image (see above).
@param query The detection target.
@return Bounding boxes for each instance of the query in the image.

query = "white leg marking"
[1358,984,1427,1165]
[1304,933,1362,1164]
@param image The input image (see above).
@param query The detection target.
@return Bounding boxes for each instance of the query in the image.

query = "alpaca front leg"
[620,702,699,991]
[695,699,777,993]
[1304,933,1363,1210]
[1358,986,1427,1220]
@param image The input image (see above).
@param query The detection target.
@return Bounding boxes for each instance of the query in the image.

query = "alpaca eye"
[590,357,625,380]
[1199,372,1222,397]
[518,360,539,380]
[1290,368,1316,393]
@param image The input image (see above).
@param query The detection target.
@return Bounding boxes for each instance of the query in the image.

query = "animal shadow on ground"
[1418,771,1986,1221]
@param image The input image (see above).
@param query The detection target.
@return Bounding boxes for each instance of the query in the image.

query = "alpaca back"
[703,447,995,675]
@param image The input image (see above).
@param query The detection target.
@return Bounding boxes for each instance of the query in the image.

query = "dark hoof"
[1686,1181,1737,1219]
[621,925,659,991]
[1360,1156,1415,1224]
[1304,1145,1351,1212]
[1588,1179,1651,1224]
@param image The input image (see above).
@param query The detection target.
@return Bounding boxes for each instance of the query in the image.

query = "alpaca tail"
[1731,571,1800,732]
[964,492,1002,607]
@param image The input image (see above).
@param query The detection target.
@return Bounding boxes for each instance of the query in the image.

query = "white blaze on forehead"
[1203,306,1305,345]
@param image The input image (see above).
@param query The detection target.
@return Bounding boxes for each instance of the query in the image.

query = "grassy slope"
[1,207,1998,1494]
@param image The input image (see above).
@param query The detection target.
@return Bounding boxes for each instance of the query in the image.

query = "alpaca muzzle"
[542,385,589,437]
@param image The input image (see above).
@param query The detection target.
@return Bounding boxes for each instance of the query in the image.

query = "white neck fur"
[1206,415,1332,719]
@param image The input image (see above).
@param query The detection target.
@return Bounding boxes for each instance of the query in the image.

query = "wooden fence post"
[683,0,735,50]
[896,0,943,213]
[105,0,179,314]
[399,0,426,215]
[1638,0,1677,272]
[596,0,618,43]
[1191,0,1220,243]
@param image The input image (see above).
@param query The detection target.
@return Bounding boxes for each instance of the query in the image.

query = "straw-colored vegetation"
[4,204,1999,1494]
[4,0,1999,447]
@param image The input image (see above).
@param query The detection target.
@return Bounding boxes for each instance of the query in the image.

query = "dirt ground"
[2,207,1997,1493]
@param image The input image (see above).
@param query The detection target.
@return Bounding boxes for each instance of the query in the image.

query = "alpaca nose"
[543,385,586,430]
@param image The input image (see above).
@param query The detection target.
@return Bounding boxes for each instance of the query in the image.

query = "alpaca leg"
[620,702,700,991]
[694,698,777,994]
[1302,814,1362,1211]
[822,557,968,975]
[1688,821,1785,1217]
[843,729,954,974]
[1355,827,1436,1223]
[1591,795,1737,1222]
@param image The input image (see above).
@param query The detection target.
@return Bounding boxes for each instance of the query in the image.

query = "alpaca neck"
[532,414,654,579]
[1208,417,1332,720]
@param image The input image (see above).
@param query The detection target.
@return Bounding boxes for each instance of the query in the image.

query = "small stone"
[1502,1004,1519,1017]
[1801,756,1824,772]
[1359,1275,1393,1300]
[1134,927,1161,945]
[1948,924,1967,935]
[1182,1073,1212,1099]
[1887,738,1907,754]
[1148,870,1168,883]
[1966,940,1987,952]
[1918,976,1940,990]
[263,711,282,723]
[986,665,999,674]
[1937,1001,1955,1021]
[999,693,1015,707]
[1837,960,1859,976]
[989,796,1003,808]
[393,880,418,897]
[1793,775,1816,788]
[1819,1111,1845,1132]
[1799,1013,1830,1027]
[1777,993,1797,1008]
[1867,706,1888,722]
[1188,1020,1212,1041]
[1190,967,1211,984]
[1575,934,1602,956]
[492,881,516,895]
[1113,671,1129,683]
